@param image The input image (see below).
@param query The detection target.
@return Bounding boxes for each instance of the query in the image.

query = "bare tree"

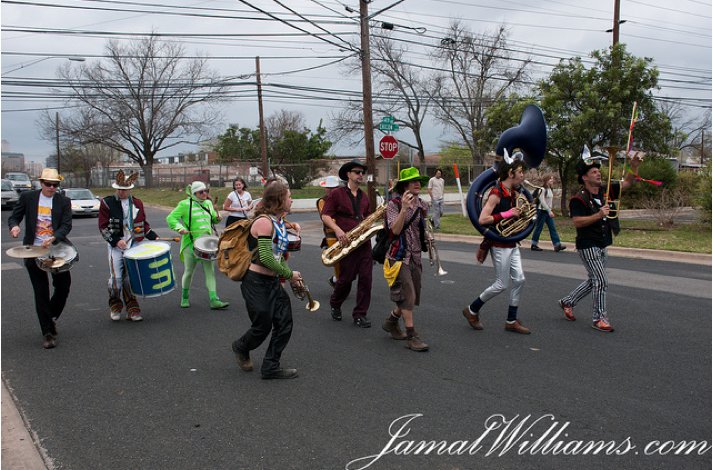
[47,35,226,187]
[61,143,117,187]
[428,22,530,172]
[331,33,431,167]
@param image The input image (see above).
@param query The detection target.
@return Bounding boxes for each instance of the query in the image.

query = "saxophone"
[321,204,386,266]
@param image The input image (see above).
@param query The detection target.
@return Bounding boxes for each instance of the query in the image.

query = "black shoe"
[330,307,342,321]
[353,316,372,328]
[42,334,56,349]
[328,276,336,288]
[262,368,298,380]
[531,245,543,251]
[554,244,567,252]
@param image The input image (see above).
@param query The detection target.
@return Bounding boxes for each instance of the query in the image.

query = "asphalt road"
[1,206,711,470]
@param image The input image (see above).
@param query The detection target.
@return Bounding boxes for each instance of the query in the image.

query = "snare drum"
[194,235,219,261]
[286,232,301,252]
[124,241,176,298]
[36,242,79,273]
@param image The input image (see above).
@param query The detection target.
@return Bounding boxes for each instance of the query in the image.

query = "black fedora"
[338,160,368,181]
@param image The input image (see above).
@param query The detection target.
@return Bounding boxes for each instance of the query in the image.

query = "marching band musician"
[558,151,642,332]
[231,180,301,379]
[8,168,72,349]
[99,170,159,322]
[316,175,341,288]
[382,168,431,351]
[166,181,229,310]
[320,160,374,328]
[462,155,532,335]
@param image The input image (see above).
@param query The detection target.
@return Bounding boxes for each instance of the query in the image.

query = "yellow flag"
[383,258,402,287]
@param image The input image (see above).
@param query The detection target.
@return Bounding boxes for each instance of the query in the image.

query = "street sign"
[379,135,399,159]
[378,122,399,132]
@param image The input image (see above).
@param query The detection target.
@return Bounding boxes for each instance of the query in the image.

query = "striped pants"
[561,246,608,322]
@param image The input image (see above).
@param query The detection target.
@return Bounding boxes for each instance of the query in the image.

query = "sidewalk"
[2,379,48,469]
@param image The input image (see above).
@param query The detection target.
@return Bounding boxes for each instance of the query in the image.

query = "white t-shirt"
[34,194,54,246]
[226,191,252,217]
[428,177,445,200]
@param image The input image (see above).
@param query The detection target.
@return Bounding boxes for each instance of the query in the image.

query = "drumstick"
[157,237,181,242]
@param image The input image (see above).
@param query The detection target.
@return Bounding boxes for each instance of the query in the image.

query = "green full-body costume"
[166,186,229,309]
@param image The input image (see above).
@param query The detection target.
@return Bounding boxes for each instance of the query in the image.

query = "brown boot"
[406,334,429,351]
[462,307,483,330]
[505,320,531,335]
[382,313,407,340]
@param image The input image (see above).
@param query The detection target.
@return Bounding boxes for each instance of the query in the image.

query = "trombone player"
[558,149,642,332]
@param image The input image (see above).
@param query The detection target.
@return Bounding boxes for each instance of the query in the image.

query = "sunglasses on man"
[42,181,60,188]
[196,189,210,195]
[351,170,365,175]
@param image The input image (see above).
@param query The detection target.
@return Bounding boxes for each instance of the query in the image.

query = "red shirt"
[321,186,371,232]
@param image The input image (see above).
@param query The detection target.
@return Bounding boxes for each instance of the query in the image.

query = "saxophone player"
[463,154,531,335]
[320,160,374,328]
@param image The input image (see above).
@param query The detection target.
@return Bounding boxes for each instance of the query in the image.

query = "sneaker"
[559,300,576,321]
[209,299,229,310]
[353,316,372,328]
[231,342,253,372]
[505,320,531,334]
[127,312,143,322]
[262,368,298,380]
[592,319,614,332]
[328,276,336,288]
[406,335,429,351]
[110,310,121,321]
[554,244,567,252]
[382,314,407,340]
[531,245,543,252]
[42,334,56,349]
[462,307,484,330]
[330,307,342,321]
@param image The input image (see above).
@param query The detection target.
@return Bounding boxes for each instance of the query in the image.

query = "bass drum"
[466,167,536,244]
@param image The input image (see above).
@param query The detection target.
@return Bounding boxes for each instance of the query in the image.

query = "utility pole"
[359,0,377,210]
[55,112,61,173]
[256,56,269,179]
[613,0,621,46]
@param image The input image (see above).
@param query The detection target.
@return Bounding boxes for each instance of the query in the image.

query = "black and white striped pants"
[560,246,608,322]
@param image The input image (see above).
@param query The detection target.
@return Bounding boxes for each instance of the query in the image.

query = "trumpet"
[425,218,447,276]
[496,193,538,238]
[290,276,320,312]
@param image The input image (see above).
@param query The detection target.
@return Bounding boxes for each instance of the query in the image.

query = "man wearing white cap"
[99,170,159,322]
[8,168,72,349]
[167,181,229,310]
[317,175,341,288]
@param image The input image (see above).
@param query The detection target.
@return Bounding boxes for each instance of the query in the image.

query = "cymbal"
[39,258,66,269]
[6,245,49,259]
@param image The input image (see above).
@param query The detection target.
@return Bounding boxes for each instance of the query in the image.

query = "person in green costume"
[166,181,229,309]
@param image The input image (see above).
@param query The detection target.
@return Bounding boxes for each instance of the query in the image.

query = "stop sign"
[379,135,399,159]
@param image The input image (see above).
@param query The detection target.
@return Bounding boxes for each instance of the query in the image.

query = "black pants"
[24,259,71,336]
[237,270,293,374]
[225,216,247,227]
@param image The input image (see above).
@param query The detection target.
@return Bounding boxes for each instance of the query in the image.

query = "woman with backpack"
[231,180,302,380]
[166,181,229,310]
[222,177,253,227]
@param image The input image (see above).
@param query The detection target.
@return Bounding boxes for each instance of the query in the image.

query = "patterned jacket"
[98,195,157,248]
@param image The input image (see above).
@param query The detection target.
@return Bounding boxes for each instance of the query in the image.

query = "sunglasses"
[351,170,365,175]
[196,189,210,195]
[42,181,60,188]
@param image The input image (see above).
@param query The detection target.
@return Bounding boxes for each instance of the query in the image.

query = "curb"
[2,378,49,469]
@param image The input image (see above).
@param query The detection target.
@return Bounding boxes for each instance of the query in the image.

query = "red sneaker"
[592,319,614,332]
[559,300,576,321]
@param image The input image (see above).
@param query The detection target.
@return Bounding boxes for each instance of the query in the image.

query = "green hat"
[394,167,429,193]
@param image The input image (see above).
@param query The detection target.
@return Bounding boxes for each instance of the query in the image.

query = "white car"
[63,188,101,217]
[1,179,19,209]
[5,172,32,192]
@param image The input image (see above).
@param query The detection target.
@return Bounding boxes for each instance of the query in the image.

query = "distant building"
[1,151,25,174]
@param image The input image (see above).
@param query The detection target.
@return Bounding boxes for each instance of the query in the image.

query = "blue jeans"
[531,209,561,246]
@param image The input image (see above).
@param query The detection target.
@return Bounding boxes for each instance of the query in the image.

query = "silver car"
[63,188,101,217]
[1,179,19,209]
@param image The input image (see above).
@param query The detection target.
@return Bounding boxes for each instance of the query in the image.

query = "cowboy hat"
[394,167,429,192]
[319,175,341,188]
[38,168,64,182]
[338,160,367,181]
[112,170,139,190]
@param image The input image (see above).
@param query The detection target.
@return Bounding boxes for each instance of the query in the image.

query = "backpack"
[218,217,260,281]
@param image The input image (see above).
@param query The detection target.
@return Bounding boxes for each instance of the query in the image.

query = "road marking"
[1,263,23,271]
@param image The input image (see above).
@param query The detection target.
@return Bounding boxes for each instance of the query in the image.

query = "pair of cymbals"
[6,245,49,259]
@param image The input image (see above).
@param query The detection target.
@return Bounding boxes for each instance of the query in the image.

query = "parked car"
[1,179,19,209]
[31,180,42,190]
[5,172,32,192]
[63,188,101,217]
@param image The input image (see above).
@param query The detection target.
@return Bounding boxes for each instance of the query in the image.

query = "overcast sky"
[1,0,711,162]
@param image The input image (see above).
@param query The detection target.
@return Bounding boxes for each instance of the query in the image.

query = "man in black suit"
[8,168,73,349]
